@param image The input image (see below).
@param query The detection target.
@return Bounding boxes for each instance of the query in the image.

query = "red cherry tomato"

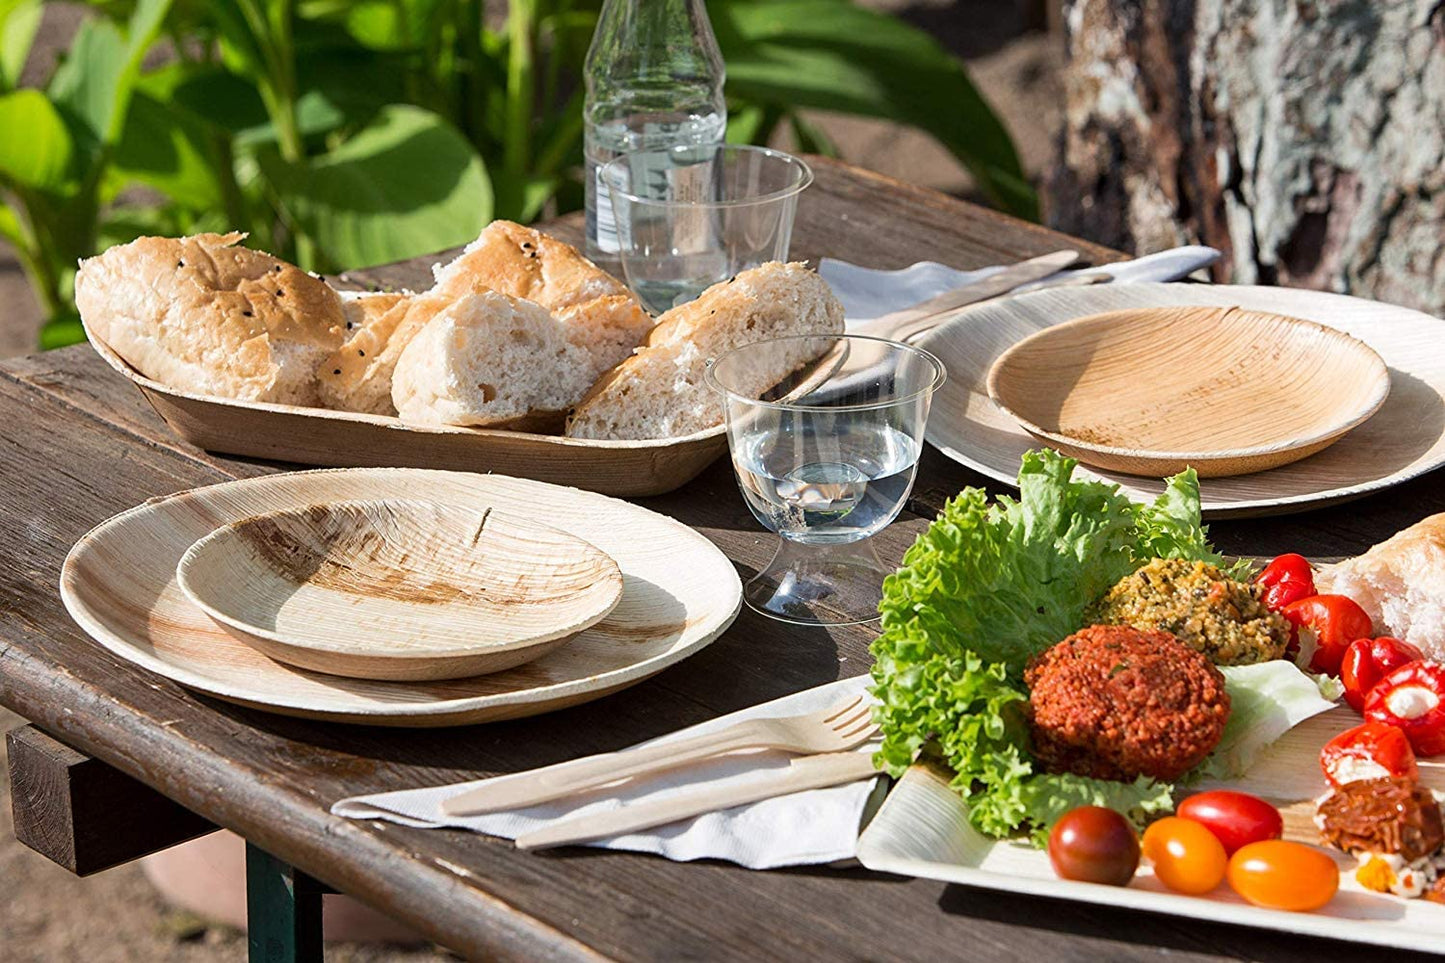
[1254,554,1316,612]
[1141,817,1227,894]
[1341,637,1424,712]
[1320,721,1420,788]
[1281,595,1374,675]
[1175,791,1283,856]
[1048,806,1140,887]
[1364,661,1445,757]
[1227,841,1340,911]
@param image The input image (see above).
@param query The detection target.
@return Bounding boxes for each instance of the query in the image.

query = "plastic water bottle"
[583,0,727,261]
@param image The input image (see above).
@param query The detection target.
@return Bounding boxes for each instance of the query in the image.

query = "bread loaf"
[390,291,594,431]
[316,292,450,415]
[430,220,653,381]
[1315,513,1445,658]
[566,262,845,440]
[74,233,345,406]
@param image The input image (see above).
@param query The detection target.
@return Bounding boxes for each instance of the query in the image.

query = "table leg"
[246,842,325,963]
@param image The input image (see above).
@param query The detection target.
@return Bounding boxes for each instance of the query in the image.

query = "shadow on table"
[935,883,1436,963]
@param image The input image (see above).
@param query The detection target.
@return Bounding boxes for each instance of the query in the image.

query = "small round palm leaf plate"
[176,500,623,682]
[986,305,1389,478]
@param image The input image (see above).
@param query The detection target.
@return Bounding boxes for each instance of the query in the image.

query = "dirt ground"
[1,3,1062,960]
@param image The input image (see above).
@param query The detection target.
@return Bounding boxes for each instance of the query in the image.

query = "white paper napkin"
[332,676,880,869]
[820,245,1221,323]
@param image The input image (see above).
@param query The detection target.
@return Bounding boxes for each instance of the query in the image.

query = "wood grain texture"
[921,282,1445,516]
[3,160,1445,963]
[987,305,1390,477]
[7,725,216,875]
[176,499,624,682]
[64,469,741,723]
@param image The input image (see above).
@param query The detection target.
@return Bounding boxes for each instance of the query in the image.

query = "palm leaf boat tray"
[859,706,1445,953]
[82,318,727,498]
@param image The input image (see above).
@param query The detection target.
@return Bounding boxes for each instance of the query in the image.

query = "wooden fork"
[441,694,878,816]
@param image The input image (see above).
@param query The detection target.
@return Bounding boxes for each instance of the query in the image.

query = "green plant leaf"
[0,89,75,189]
[726,102,783,145]
[712,0,1036,219]
[788,112,838,157]
[49,0,173,148]
[262,104,492,269]
[157,65,348,146]
[112,90,224,208]
[1,0,42,91]
[40,312,86,350]
[0,202,24,246]
[48,18,125,148]
[489,169,558,223]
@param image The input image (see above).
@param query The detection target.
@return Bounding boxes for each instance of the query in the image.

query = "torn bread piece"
[317,292,450,415]
[1316,513,1445,658]
[430,220,653,381]
[566,262,845,440]
[390,291,594,431]
[74,232,345,406]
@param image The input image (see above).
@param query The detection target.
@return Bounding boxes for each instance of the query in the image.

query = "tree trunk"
[1047,0,1445,316]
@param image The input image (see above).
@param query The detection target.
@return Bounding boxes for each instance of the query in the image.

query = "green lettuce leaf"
[1135,468,1253,580]
[871,449,1278,844]
[1019,773,1176,846]
[876,450,1141,677]
[1193,661,1341,781]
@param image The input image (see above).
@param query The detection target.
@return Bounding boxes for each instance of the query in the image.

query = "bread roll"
[74,232,345,406]
[1315,513,1445,657]
[566,262,845,440]
[317,292,450,415]
[430,220,652,380]
[390,291,594,431]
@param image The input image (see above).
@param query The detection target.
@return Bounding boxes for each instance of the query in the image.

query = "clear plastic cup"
[601,145,813,315]
[707,334,946,625]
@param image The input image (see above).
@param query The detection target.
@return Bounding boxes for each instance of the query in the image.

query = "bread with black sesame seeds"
[430,220,653,382]
[74,232,345,406]
[316,291,450,415]
[565,262,844,440]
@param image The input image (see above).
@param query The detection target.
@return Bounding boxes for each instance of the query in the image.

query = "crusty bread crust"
[1315,513,1445,657]
[432,220,630,308]
[565,262,845,440]
[75,232,344,406]
[317,293,449,415]
[431,221,653,378]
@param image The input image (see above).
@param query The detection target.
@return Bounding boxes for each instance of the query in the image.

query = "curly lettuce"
[870,449,1244,842]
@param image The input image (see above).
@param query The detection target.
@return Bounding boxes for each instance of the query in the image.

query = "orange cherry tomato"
[1227,840,1340,912]
[1141,817,1228,894]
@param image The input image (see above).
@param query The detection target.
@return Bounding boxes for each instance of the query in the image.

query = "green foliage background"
[0,0,1033,349]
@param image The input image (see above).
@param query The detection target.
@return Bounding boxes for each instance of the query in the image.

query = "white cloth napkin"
[820,245,1221,323]
[332,676,880,869]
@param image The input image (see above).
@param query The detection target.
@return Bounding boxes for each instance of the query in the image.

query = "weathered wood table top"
[4,157,1445,962]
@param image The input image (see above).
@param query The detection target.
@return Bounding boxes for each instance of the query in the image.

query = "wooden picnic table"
[4,157,1445,963]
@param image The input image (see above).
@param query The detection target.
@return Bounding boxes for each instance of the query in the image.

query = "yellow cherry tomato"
[1227,840,1340,912]
[1142,817,1228,894]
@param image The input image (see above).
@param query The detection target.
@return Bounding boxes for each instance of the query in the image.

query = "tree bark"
[1047,0,1445,316]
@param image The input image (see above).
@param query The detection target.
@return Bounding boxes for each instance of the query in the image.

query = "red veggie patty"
[1025,625,1231,782]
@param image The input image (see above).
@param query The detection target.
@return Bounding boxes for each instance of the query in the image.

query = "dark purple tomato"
[1048,806,1141,886]
[1176,791,1283,856]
